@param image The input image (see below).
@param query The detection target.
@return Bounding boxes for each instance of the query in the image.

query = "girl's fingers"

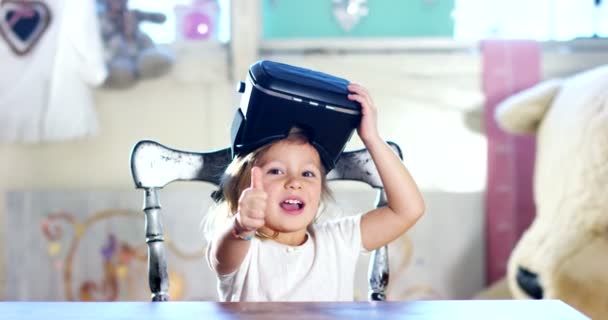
[348,94,371,112]
[242,215,265,229]
[237,188,267,228]
[348,83,371,98]
[348,85,373,107]
[247,207,265,219]
[242,197,266,218]
[239,215,264,231]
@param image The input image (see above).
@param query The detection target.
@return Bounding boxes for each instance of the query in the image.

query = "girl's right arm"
[209,167,266,275]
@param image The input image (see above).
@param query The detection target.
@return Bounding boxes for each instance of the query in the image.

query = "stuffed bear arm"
[494,79,563,134]
[133,10,166,24]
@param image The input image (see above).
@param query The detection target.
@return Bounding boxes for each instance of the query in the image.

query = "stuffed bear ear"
[495,79,563,134]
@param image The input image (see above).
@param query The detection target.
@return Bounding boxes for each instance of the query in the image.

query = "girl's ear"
[495,79,563,134]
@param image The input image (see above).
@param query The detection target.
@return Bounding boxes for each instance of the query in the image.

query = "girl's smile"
[279,196,305,214]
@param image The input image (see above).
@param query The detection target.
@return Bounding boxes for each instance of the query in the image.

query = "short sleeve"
[313,213,370,255]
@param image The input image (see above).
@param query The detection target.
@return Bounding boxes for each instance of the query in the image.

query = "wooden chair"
[130,140,402,302]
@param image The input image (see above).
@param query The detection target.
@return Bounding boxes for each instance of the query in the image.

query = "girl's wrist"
[361,134,383,147]
[232,216,255,241]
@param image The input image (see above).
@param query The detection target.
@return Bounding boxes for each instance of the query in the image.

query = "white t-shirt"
[207,214,366,302]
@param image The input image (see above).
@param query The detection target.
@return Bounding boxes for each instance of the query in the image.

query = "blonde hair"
[202,131,332,241]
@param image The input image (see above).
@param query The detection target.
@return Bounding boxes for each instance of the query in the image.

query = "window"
[127,0,230,44]
[453,0,608,41]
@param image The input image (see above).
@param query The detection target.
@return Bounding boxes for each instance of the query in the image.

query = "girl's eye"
[303,171,316,178]
[268,168,283,175]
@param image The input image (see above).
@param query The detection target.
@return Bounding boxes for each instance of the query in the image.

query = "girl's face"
[255,138,323,234]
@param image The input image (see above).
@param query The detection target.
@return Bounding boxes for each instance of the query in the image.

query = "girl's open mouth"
[280,198,305,214]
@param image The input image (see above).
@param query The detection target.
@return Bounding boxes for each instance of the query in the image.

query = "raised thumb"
[250,166,264,190]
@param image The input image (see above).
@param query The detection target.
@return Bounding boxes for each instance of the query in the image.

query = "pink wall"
[482,40,539,284]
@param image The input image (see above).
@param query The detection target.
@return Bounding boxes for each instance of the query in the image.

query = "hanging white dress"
[0,0,107,143]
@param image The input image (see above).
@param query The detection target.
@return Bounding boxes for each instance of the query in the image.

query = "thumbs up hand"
[235,167,267,234]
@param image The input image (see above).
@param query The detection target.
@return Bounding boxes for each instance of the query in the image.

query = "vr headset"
[231,60,361,171]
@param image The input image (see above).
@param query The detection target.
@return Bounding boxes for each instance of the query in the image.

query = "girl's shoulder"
[310,213,363,239]
[313,212,362,227]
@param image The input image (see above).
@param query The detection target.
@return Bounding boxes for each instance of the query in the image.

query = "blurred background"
[1,0,607,304]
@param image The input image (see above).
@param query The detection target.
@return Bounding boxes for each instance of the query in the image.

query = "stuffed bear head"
[495,65,608,319]
[98,0,174,89]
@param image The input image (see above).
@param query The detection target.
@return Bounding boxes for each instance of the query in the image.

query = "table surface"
[0,300,589,320]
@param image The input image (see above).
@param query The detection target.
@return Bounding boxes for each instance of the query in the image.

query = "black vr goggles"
[230,60,362,171]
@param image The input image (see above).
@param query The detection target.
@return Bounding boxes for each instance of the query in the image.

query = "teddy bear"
[97,0,174,89]
[480,65,608,319]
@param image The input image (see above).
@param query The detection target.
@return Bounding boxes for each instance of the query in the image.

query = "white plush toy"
[492,65,608,319]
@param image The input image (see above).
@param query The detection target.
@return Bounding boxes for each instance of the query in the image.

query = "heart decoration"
[332,0,368,32]
[0,0,51,55]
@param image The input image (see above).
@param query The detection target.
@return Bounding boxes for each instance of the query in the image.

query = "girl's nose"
[285,177,302,189]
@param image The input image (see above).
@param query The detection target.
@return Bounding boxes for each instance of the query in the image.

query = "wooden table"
[0,300,589,320]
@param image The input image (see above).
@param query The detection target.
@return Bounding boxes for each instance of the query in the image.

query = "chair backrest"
[130,140,403,302]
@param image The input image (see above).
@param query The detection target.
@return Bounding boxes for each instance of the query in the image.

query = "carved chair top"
[130,140,402,191]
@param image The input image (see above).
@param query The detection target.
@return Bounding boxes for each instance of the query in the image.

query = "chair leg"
[368,245,389,301]
[368,190,390,301]
[143,188,170,301]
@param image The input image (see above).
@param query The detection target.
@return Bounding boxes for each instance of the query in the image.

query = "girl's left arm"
[348,83,426,252]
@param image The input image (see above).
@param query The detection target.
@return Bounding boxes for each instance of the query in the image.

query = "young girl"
[205,83,425,301]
